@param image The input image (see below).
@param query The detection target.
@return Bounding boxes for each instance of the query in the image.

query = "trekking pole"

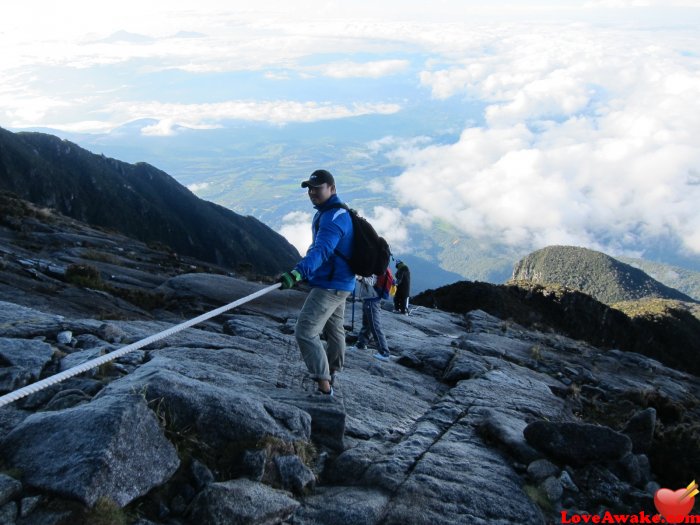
[0,282,282,408]
[351,287,356,332]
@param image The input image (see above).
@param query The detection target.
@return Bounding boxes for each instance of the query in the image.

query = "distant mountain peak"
[512,245,695,305]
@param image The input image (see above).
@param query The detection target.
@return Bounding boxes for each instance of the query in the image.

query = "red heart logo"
[654,488,695,524]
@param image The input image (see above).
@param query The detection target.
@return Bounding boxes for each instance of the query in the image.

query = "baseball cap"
[301,169,335,188]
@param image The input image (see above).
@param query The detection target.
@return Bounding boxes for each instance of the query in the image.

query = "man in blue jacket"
[278,169,354,396]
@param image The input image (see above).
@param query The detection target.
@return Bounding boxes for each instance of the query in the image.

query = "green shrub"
[83,497,128,525]
[65,264,104,289]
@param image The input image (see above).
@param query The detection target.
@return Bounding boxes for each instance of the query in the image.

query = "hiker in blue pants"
[353,275,391,361]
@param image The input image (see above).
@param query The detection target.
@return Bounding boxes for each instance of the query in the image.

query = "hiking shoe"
[330,371,337,386]
[317,386,334,396]
[373,352,390,362]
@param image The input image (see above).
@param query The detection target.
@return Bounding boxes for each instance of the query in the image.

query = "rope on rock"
[0,282,282,408]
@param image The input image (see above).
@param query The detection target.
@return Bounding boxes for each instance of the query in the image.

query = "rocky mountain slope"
[616,256,700,302]
[512,246,695,305]
[412,279,700,376]
[0,198,699,524]
[0,127,299,276]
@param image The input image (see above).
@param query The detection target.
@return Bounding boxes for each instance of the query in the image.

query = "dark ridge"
[0,127,299,276]
[413,279,700,376]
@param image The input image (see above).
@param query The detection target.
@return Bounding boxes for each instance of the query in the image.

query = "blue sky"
[2,1,700,266]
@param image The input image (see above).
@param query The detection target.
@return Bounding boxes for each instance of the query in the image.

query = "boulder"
[0,338,55,384]
[291,486,389,525]
[524,421,632,465]
[527,459,560,481]
[622,408,656,454]
[274,455,316,494]
[0,473,22,506]
[188,478,299,525]
[99,358,312,452]
[0,393,179,507]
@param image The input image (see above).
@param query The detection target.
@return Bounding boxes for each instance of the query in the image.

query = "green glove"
[279,269,302,289]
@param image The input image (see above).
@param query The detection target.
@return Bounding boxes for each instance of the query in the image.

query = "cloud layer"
[390,22,700,258]
[3,1,700,263]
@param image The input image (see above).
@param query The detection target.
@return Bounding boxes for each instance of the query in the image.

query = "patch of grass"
[82,250,119,264]
[146,240,171,253]
[96,360,118,379]
[1,467,23,480]
[148,397,207,464]
[65,264,105,290]
[613,298,700,322]
[568,383,581,400]
[110,288,168,311]
[579,388,700,490]
[64,263,167,311]
[257,435,317,468]
[652,421,700,489]
[82,497,128,525]
[523,483,553,513]
[294,440,318,468]
[255,435,318,490]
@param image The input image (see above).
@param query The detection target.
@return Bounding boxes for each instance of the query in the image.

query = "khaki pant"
[295,287,350,381]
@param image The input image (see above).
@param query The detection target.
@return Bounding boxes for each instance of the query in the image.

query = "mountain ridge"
[616,255,700,302]
[511,245,696,305]
[0,127,300,276]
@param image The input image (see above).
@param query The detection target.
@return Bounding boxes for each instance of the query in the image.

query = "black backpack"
[314,203,391,277]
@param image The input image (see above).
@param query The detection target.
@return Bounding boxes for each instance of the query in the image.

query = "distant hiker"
[394,259,411,314]
[278,169,354,396]
[350,274,391,361]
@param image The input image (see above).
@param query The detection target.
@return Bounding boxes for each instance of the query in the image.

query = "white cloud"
[316,59,410,79]
[584,1,700,6]
[280,211,313,256]
[407,208,434,229]
[187,181,210,193]
[279,205,411,257]
[368,135,433,154]
[18,100,402,134]
[394,23,700,256]
[362,206,410,252]
[132,101,400,133]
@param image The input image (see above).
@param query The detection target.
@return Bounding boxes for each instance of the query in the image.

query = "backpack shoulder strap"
[312,202,349,233]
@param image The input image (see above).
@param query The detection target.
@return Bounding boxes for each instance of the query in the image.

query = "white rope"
[0,282,282,408]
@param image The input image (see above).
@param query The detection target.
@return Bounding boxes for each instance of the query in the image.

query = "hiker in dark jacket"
[394,260,411,314]
[278,169,354,396]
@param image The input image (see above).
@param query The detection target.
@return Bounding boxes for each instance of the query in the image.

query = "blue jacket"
[294,194,355,292]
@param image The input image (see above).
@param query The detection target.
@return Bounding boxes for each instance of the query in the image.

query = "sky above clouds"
[2,0,700,266]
